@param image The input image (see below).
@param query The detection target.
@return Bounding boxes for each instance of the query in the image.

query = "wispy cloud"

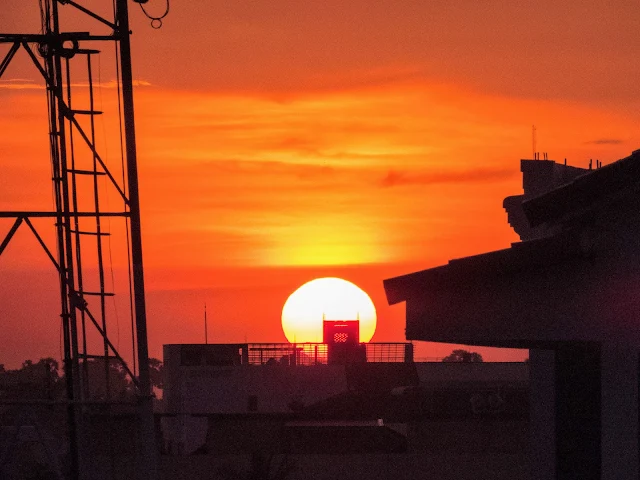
[380,168,516,188]
[584,138,625,145]
[0,78,36,83]
[0,78,152,90]
[0,79,40,90]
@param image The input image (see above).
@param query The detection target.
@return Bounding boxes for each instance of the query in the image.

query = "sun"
[281,277,377,343]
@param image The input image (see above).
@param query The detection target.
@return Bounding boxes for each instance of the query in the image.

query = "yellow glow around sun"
[281,277,377,343]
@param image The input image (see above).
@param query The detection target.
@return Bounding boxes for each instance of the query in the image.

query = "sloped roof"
[385,150,640,305]
[384,227,588,305]
[383,150,640,347]
[523,149,640,227]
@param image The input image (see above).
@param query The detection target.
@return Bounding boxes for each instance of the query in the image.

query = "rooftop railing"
[247,343,329,366]
[178,342,414,367]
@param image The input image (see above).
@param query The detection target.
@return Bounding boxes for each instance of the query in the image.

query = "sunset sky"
[1,1,639,367]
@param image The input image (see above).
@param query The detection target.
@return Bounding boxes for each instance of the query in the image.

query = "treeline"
[0,357,163,401]
[441,349,484,363]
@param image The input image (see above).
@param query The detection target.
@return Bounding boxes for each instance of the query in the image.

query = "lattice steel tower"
[0,1,160,478]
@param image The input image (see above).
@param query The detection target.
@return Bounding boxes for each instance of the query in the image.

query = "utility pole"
[116,1,157,477]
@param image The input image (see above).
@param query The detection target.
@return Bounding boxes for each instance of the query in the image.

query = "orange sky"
[1,1,640,367]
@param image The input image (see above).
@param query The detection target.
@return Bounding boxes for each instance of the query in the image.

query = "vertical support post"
[404,343,414,363]
[47,2,82,477]
[601,343,638,480]
[241,345,249,365]
[555,343,601,480]
[116,0,157,478]
[529,349,555,480]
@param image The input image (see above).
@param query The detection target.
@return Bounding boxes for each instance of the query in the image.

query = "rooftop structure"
[161,342,528,461]
[384,151,640,480]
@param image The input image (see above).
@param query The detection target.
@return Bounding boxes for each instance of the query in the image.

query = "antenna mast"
[0,1,160,478]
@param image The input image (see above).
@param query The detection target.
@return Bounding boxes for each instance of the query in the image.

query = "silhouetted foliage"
[0,356,164,478]
[83,356,164,398]
[0,358,67,439]
[0,357,63,400]
[83,357,133,399]
[442,349,483,363]
[149,357,164,390]
[0,357,164,401]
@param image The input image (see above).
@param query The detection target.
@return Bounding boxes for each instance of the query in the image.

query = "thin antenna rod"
[532,125,536,160]
[204,303,208,344]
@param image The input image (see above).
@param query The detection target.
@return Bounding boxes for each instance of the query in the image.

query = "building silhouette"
[159,310,528,480]
[385,150,640,480]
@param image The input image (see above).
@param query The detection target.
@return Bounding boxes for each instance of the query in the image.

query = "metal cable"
[97,52,122,351]
[64,55,91,400]
[138,0,170,29]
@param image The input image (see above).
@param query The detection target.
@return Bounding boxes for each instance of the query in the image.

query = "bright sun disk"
[281,277,377,343]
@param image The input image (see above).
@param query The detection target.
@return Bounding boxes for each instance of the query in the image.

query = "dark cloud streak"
[584,138,624,145]
[380,168,517,188]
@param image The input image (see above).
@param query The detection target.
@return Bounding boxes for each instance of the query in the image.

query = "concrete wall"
[165,363,349,415]
[164,347,529,418]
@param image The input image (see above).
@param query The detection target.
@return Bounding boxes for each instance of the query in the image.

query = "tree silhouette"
[83,357,133,399]
[0,357,164,402]
[148,357,164,390]
[82,356,165,399]
[442,349,483,363]
[0,358,67,445]
[0,358,63,400]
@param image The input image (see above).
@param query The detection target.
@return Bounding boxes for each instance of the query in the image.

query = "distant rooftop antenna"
[532,125,537,160]
[204,303,208,344]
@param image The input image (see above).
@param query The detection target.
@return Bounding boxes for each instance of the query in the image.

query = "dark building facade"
[384,151,640,480]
